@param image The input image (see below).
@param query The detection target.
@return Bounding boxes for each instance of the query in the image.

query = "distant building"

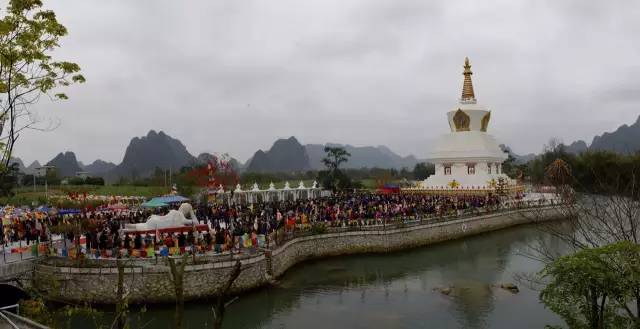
[76,171,90,179]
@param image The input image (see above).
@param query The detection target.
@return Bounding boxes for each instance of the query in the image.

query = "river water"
[74,224,566,329]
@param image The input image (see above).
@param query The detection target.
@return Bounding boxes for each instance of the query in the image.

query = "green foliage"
[0,0,85,193]
[311,222,327,234]
[527,145,640,195]
[540,241,640,328]
[19,297,104,328]
[319,146,357,191]
[502,151,529,179]
[0,161,19,196]
[413,162,435,180]
[67,176,105,186]
[0,184,170,206]
[322,146,351,172]
[317,169,360,191]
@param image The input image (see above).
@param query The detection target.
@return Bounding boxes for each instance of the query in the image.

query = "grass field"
[2,185,172,206]
[14,185,170,197]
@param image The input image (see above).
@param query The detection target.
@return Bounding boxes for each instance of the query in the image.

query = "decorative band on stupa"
[461,57,476,104]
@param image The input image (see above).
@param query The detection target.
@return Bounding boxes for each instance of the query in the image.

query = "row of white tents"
[209,181,330,204]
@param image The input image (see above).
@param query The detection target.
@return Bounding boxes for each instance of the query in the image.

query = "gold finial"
[461,57,476,103]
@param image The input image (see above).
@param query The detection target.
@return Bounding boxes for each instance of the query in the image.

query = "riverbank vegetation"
[524,142,640,328]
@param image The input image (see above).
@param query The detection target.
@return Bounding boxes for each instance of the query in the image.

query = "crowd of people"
[3,192,522,258]
[2,215,49,246]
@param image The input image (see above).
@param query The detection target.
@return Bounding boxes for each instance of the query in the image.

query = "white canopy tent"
[208,181,325,205]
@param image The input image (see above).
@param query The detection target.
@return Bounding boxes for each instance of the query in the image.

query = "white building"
[421,58,517,192]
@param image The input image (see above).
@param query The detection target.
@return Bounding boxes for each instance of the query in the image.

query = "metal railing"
[0,305,20,329]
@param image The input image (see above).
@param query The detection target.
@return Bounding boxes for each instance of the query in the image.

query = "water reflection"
[217,225,561,329]
[78,224,564,329]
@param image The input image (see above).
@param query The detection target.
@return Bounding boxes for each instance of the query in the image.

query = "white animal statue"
[125,203,197,231]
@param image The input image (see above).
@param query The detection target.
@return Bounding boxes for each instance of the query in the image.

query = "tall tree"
[0,0,85,172]
[413,162,434,180]
[540,242,640,329]
[321,146,350,172]
[319,146,351,191]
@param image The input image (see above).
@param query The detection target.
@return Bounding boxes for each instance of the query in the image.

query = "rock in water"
[433,287,452,296]
[500,283,519,293]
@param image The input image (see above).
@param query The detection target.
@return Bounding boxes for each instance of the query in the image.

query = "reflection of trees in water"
[438,229,524,329]
[450,282,494,329]
[524,220,578,263]
[158,225,555,329]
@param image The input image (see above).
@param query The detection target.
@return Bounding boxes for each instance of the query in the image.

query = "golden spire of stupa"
[461,57,476,103]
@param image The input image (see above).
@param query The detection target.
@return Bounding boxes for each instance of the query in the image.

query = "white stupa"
[422,58,516,191]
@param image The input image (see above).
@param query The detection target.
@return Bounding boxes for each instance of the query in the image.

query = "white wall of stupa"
[421,58,516,191]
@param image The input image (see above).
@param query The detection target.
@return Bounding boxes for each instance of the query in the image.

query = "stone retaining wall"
[0,260,35,282]
[33,207,560,304]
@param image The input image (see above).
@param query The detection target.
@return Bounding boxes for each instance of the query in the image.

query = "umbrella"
[58,209,82,215]
[152,195,190,204]
[36,205,52,213]
[141,199,169,208]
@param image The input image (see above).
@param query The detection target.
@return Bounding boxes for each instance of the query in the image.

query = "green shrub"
[311,222,327,235]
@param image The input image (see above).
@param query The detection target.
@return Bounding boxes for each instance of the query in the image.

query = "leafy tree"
[321,146,350,172]
[413,162,434,180]
[399,167,410,179]
[502,152,517,177]
[0,0,85,191]
[540,242,640,329]
[85,176,104,185]
[0,161,19,195]
[523,144,640,328]
[317,168,357,191]
[319,147,352,191]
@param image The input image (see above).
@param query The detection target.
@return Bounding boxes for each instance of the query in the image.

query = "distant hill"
[245,137,311,173]
[46,152,83,177]
[306,143,421,170]
[11,157,45,176]
[563,140,589,154]
[589,115,640,153]
[562,115,640,155]
[84,159,117,176]
[11,133,425,180]
[25,161,41,175]
[109,130,196,179]
[9,158,25,172]
[17,131,244,181]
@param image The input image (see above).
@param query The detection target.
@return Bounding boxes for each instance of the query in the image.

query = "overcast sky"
[12,0,640,165]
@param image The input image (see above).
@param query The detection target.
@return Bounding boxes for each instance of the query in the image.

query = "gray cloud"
[13,0,640,164]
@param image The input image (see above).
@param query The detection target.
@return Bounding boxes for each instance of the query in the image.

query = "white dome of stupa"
[422,57,516,191]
